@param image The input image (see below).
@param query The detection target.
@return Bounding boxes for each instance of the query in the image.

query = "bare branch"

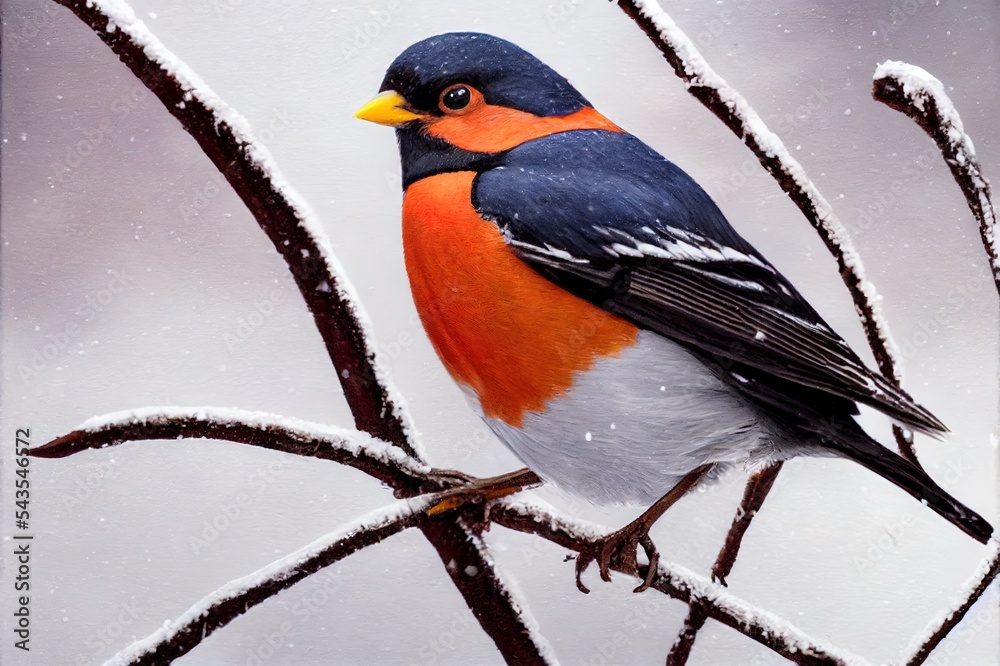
[104,500,427,665]
[28,407,429,489]
[902,539,1000,666]
[48,3,555,662]
[869,62,1000,665]
[491,501,870,666]
[608,1,933,657]
[50,0,416,454]
[667,463,784,665]
[872,61,1000,297]
[614,0,921,465]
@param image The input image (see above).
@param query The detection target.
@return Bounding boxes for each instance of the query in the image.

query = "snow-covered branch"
[615,0,906,394]
[104,500,429,665]
[50,0,417,455]
[902,539,1000,666]
[29,406,430,488]
[668,463,784,665]
[868,64,1000,664]
[492,500,869,666]
[49,2,552,662]
[872,61,1000,296]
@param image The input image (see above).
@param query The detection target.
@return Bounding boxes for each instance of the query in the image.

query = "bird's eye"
[439,85,472,112]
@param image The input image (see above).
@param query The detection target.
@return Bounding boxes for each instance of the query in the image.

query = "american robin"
[355,32,992,592]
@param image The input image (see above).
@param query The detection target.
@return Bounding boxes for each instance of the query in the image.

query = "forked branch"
[492,501,867,666]
[41,2,997,664]
[667,463,784,665]
[48,1,551,662]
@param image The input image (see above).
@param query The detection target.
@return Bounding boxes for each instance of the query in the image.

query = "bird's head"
[355,32,619,184]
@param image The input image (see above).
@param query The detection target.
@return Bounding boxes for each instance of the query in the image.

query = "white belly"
[480,331,774,505]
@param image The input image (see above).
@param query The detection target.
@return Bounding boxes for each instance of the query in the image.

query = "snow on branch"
[47,2,997,664]
[28,406,430,488]
[873,61,1000,296]
[50,0,418,456]
[104,499,429,665]
[870,64,1000,664]
[616,0,906,392]
[492,500,870,666]
[50,2,553,662]
[667,463,784,665]
[902,539,1000,666]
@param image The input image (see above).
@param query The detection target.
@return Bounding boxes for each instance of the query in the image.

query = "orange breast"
[402,171,639,427]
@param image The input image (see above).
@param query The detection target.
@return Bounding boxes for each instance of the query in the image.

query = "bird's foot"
[575,520,661,594]
[424,468,542,532]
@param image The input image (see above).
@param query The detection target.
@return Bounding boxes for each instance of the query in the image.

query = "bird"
[355,32,993,592]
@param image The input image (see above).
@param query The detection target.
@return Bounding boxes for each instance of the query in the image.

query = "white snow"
[630,0,904,382]
[460,519,558,664]
[901,538,1000,661]
[75,406,430,478]
[498,499,872,665]
[103,499,430,666]
[874,60,999,279]
[84,0,425,460]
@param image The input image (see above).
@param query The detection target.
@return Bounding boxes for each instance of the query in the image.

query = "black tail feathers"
[827,430,993,544]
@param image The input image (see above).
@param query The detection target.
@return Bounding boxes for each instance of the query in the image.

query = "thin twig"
[27,409,869,662]
[902,540,1000,666]
[872,61,1000,297]
[871,61,1000,665]
[28,407,430,490]
[492,501,870,666]
[52,0,413,453]
[49,2,553,662]
[666,463,784,666]
[104,500,427,665]
[615,0,920,466]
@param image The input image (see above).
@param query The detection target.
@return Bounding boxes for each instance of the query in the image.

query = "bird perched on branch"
[356,32,992,592]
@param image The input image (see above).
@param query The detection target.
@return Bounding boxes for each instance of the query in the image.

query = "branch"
[104,500,427,665]
[667,463,784,665]
[615,0,921,465]
[492,501,870,666]
[49,3,553,662]
[870,62,1000,665]
[872,61,1000,296]
[51,0,415,454]
[28,407,430,489]
[902,539,1000,666]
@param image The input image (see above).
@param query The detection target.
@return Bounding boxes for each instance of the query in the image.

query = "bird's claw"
[574,524,661,594]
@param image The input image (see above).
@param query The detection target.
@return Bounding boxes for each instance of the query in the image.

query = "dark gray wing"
[472,129,945,435]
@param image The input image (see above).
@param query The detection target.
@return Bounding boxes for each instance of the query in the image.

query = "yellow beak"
[354,91,422,127]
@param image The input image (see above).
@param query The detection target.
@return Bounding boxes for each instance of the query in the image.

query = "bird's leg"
[425,468,543,518]
[576,464,714,594]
